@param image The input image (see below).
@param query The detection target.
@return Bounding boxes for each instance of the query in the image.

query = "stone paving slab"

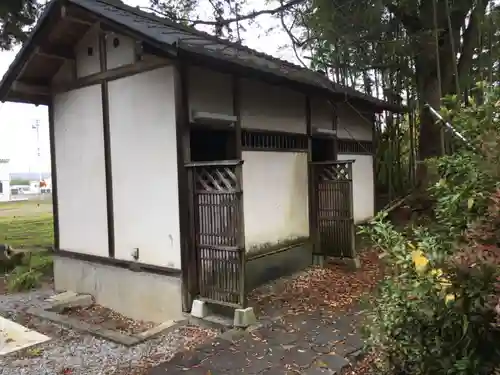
[149,308,365,375]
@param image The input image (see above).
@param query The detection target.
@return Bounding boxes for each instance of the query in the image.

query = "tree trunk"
[416,73,442,188]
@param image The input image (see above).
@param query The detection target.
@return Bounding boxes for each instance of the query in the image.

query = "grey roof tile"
[71,0,400,111]
[0,0,402,111]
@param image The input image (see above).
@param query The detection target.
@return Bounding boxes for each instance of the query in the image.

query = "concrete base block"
[233,307,256,328]
[312,255,326,267]
[53,255,184,324]
[45,291,77,303]
[191,299,208,319]
[50,293,94,311]
[346,256,361,270]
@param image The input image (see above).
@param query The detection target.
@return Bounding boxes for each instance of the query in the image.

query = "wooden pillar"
[305,96,318,256]
[232,75,246,307]
[48,100,59,251]
[331,101,339,160]
[99,31,115,258]
[371,111,378,215]
[174,54,193,312]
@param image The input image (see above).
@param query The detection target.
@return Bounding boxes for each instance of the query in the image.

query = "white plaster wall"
[336,103,373,141]
[187,67,307,134]
[337,154,374,223]
[108,66,181,269]
[243,151,309,250]
[188,66,233,116]
[106,33,136,70]
[311,96,333,130]
[75,28,100,78]
[241,79,306,134]
[52,60,75,86]
[54,85,109,256]
[75,30,136,78]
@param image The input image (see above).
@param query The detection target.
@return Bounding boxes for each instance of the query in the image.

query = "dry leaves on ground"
[249,249,384,316]
[113,325,218,375]
[59,304,155,335]
[341,351,379,375]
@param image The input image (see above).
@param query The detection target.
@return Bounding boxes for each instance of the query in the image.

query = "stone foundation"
[53,255,184,324]
[245,242,312,290]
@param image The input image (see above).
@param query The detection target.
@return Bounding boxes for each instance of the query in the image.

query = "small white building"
[0,159,10,202]
[0,0,401,324]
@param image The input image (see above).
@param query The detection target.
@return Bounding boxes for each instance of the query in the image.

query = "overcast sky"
[0,0,297,174]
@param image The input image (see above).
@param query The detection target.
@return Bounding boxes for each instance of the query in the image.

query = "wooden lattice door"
[186,160,246,308]
[311,161,355,258]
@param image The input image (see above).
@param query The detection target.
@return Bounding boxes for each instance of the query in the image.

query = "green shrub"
[360,86,500,375]
[7,265,43,292]
[6,252,53,292]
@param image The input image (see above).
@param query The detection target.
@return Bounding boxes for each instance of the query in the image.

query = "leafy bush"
[6,252,53,292]
[361,86,500,375]
[7,265,44,292]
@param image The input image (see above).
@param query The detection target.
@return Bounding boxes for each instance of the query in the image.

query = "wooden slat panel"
[312,161,355,258]
[187,162,245,308]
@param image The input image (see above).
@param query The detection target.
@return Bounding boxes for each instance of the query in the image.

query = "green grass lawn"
[0,199,54,249]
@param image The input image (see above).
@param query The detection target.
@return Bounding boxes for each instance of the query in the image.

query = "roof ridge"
[84,0,390,106]
[94,0,319,76]
[90,0,398,108]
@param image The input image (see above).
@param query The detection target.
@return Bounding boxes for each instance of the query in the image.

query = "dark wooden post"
[331,101,339,160]
[174,54,194,312]
[99,31,115,258]
[305,96,318,258]
[232,75,246,308]
[371,111,378,215]
[48,100,59,251]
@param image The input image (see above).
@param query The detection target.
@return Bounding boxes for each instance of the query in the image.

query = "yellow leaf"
[445,294,455,304]
[431,268,443,278]
[467,198,474,210]
[27,347,42,356]
[439,276,452,289]
[316,360,328,368]
[411,250,429,274]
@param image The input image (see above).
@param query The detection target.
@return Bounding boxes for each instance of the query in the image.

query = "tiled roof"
[0,0,402,111]
[72,0,402,111]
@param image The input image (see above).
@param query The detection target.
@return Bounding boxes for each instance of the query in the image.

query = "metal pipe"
[424,104,476,151]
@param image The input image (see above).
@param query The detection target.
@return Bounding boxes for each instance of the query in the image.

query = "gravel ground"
[0,290,217,375]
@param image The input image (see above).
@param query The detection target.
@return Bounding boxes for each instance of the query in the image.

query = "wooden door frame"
[175,60,245,311]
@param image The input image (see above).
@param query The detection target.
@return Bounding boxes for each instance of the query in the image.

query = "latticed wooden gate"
[186,160,246,308]
[311,161,355,258]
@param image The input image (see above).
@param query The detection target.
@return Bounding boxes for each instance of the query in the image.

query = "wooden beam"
[330,101,339,159]
[305,96,317,257]
[37,45,75,61]
[99,30,115,259]
[12,81,50,96]
[312,127,337,136]
[174,55,193,313]
[52,59,169,93]
[48,100,60,251]
[232,74,246,307]
[3,1,64,100]
[60,5,94,26]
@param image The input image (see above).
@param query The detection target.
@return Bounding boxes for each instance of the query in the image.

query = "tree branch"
[385,1,421,33]
[145,0,306,27]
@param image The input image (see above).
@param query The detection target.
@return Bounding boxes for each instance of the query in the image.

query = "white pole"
[32,119,42,197]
